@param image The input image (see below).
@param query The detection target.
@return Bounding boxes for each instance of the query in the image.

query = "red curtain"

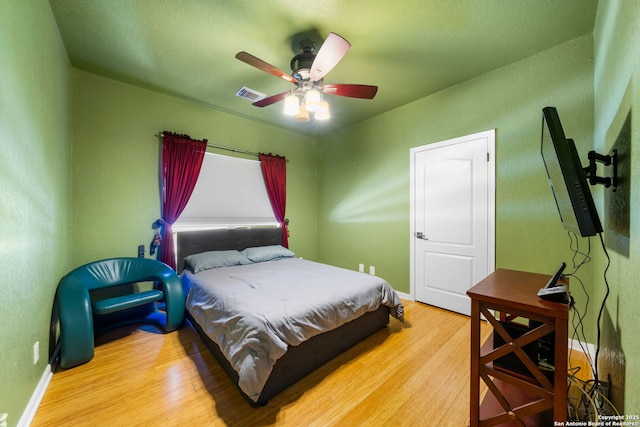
[259,153,288,248]
[159,131,207,270]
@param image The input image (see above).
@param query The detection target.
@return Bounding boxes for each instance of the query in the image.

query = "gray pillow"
[185,250,252,273]
[242,245,295,262]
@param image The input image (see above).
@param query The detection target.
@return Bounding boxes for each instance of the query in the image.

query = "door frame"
[409,129,496,303]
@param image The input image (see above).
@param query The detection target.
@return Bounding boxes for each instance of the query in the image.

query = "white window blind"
[173,152,277,230]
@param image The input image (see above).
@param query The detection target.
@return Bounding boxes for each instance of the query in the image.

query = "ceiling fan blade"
[309,33,351,82]
[235,51,297,83]
[322,84,378,99]
[252,91,290,107]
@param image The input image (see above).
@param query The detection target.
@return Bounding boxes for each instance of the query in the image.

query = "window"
[173,152,277,230]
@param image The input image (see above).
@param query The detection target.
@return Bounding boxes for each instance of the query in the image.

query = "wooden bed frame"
[176,227,391,406]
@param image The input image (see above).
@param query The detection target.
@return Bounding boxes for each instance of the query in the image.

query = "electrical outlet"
[33,341,39,364]
[369,266,376,275]
[358,263,364,272]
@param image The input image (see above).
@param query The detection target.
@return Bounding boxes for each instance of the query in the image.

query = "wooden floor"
[32,301,490,426]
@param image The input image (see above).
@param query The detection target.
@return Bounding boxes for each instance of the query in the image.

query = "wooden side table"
[468,269,569,426]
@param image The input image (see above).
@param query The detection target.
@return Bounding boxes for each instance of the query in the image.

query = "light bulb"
[295,106,310,122]
[283,94,299,116]
[315,101,330,120]
[304,89,321,112]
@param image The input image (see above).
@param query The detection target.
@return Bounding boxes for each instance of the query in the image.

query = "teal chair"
[57,257,185,368]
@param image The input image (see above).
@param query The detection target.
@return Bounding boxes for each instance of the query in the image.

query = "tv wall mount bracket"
[584,149,618,191]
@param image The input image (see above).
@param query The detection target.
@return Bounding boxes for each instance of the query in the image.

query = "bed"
[176,227,404,406]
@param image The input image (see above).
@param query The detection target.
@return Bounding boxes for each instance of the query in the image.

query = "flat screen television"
[540,106,603,237]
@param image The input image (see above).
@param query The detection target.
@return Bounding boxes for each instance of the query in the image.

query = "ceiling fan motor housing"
[290,39,317,81]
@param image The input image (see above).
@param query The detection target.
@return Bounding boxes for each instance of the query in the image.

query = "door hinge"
[487,152,490,162]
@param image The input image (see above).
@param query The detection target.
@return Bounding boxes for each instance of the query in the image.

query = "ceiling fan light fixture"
[315,101,330,120]
[304,89,321,112]
[283,93,300,116]
[236,32,377,125]
[295,105,310,123]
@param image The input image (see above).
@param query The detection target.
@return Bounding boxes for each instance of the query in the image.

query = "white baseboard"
[395,291,412,301]
[18,364,52,427]
[569,338,595,359]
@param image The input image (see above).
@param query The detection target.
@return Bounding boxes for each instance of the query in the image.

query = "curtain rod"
[156,133,288,161]
[206,142,261,158]
[156,132,260,158]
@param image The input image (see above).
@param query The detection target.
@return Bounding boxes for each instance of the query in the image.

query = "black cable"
[593,232,611,393]
[567,231,592,275]
[564,231,593,368]
[569,287,590,363]
[567,272,598,419]
[564,231,600,421]
[559,231,613,420]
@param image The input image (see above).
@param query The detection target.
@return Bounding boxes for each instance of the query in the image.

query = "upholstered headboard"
[175,227,282,270]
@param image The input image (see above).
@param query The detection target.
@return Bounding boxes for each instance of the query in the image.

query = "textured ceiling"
[49,0,597,137]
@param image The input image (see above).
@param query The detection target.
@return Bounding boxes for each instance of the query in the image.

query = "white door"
[410,130,495,315]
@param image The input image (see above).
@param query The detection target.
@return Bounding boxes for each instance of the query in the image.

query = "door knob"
[415,232,428,240]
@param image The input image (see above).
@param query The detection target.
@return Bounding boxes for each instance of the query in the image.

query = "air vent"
[236,86,266,102]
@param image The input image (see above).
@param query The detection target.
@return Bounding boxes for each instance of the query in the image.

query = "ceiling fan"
[235,33,378,121]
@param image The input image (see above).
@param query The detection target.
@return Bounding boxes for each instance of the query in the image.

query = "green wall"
[3,0,639,422]
[71,70,319,267]
[317,35,596,320]
[0,1,72,424]
[593,0,640,413]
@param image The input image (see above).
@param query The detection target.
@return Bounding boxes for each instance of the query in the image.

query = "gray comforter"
[182,257,404,402]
